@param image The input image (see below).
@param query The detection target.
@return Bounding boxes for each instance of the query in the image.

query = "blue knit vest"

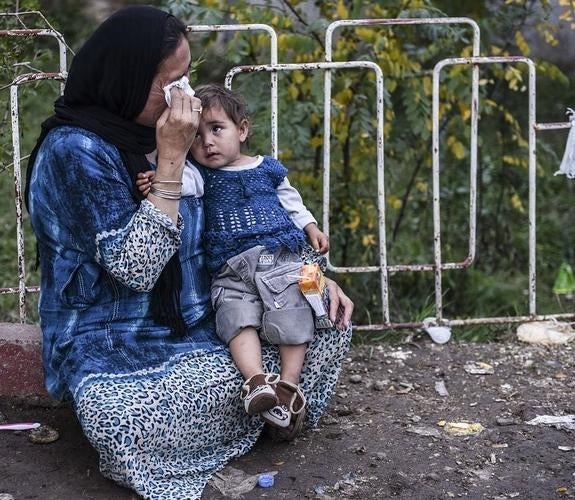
[200,156,306,273]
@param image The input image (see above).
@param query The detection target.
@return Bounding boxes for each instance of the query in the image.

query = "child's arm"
[136,170,156,197]
[277,177,330,254]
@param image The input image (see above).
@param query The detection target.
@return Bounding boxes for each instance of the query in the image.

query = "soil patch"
[1,339,574,499]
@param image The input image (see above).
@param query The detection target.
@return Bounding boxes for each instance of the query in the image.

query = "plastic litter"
[422,317,452,344]
[0,422,41,431]
[258,473,275,488]
[554,108,575,179]
[525,415,575,431]
[516,321,575,345]
[438,420,485,436]
[406,425,442,438]
[463,361,494,375]
[434,380,449,397]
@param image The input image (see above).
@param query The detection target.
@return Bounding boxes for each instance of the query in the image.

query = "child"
[137,83,329,434]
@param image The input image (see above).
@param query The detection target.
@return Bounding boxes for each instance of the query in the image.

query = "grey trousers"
[211,245,314,345]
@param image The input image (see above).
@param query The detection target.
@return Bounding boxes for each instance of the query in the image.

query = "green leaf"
[553,263,575,295]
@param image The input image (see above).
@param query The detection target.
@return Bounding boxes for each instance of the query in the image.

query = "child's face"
[189,105,249,168]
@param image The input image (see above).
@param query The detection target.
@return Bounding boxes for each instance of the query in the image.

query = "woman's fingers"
[325,278,354,329]
[156,89,201,165]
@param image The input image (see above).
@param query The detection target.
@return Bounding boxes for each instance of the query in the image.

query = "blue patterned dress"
[27,126,352,499]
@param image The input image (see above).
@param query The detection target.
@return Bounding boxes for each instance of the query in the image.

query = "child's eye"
[213,126,222,134]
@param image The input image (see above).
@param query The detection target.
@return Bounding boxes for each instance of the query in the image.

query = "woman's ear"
[238,119,250,143]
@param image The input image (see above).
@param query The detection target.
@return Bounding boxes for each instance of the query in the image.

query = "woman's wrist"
[154,157,186,184]
[149,184,182,200]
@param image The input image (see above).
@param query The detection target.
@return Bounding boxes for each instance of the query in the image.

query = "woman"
[25,6,353,499]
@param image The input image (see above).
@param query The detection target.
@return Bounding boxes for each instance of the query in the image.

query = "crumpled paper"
[208,466,277,499]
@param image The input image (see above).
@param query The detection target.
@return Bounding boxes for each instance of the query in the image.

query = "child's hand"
[304,223,330,254]
[136,171,155,197]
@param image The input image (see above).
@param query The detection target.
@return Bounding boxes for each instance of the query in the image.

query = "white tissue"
[163,75,195,107]
[554,107,575,179]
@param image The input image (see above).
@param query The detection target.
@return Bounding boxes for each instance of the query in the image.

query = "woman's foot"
[261,380,306,436]
[241,373,280,415]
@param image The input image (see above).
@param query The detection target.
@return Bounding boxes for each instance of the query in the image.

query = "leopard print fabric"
[95,199,183,291]
[75,324,352,500]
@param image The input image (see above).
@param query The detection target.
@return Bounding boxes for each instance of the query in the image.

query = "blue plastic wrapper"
[258,474,275,488]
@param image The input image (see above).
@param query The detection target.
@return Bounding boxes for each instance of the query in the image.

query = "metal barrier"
[2,15,574,330]
[0,14,67,321]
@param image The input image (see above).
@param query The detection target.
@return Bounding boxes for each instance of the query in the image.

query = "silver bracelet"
[149,185,181,200]
[151,180,183,186]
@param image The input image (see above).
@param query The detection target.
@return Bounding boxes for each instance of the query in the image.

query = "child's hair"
[194,83,250,129]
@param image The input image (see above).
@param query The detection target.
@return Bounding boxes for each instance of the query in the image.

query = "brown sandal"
[262,380,306,441]
[240,373,279,415]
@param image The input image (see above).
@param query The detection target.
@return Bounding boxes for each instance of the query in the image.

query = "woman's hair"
[194,84,250,130]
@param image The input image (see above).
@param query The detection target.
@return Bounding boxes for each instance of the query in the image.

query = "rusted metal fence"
[0,13,67,320]
[2,15,574,331]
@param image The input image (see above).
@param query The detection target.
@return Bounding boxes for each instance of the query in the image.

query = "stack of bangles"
[149,180,182,200]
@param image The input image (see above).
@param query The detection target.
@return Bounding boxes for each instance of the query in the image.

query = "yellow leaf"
[357,27,376,43]
[336,0,348,19]
[310,136,323,148]
[510,193,524,212]
[415,180,428,193]
[543,30,558,45]
[278,34,290,51]
[422,76,432,96]
[288,84,299,99]
[514,31,531,56]
[292,71,305,84]
[387,195,402,210]
[504,111,516,125]
[334,88,353,105]
[503,155,519,166]
[345,212,360,231]
[450,140,466,160]
[362,234,376,247]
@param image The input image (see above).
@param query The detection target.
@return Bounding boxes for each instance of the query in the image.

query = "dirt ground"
[1,336,574,499]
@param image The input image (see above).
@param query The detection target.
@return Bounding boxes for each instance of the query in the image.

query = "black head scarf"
[25,6,187,336]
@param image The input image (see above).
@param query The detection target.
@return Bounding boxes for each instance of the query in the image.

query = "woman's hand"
[155,88,202,170]
[150,89,202,222]
[325,278,354,330]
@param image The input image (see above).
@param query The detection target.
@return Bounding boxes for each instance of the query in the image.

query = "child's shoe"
[241,373,280,415]
[261,380,306,435]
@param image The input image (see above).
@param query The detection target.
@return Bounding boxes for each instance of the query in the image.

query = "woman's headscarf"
[25,6,187,336]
